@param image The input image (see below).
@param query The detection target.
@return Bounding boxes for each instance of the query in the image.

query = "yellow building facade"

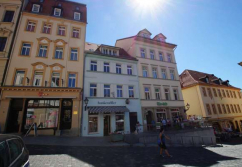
[180,70,242,132]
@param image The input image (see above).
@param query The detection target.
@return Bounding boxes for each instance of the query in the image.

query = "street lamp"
[238,62,242,66]
[125,98,130,104]
[84,97,89,111]
[184,103,190,113]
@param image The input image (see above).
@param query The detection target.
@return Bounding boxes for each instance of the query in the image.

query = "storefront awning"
[88,106,130,113]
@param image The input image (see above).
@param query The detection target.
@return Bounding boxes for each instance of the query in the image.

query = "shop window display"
[116,114,124,131]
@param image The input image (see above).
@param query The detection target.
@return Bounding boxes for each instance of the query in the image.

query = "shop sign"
[73,111,78,115]
[157,102,168,106]
[98,101,116,105]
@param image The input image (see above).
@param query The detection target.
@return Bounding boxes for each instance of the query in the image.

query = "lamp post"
[84,97,89,111]
[125,98,130,105]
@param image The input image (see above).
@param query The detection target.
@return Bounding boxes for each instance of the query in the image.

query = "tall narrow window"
[72,28,80,38]
[238,92,242,99]
[0,37,7,52]
[33,71,43,86]
[213,88,217,97]
[173,89,179,100]
[26,21,36,32]
[222,104,227,114]
[202,87,207,97]
[230,90,233,98]
[14,71,25,86]
[104,62,110,73]
[104,85,110,97]
[127,65,132,75]
[90,84,97,97]
[230,104,235,113]
[68,73,76,87]
[142,66,148,77]
[58,26,66,36]
[159,52,163,61]
[217,104,222,114]
[237,105,241,113]
[90,61,97,71]
[222,89,226,97]
[32,4,40,13]
[54,47,63,59]
[150,50,155,60]
[129,86,134,98]
[226,105,231,113]
[74,12,81,20]
[155,88,160,100]
[54,8,61,16]
[89,115,98,133]
[3,11,15,22]
[212,104,217,114]
[217,89,222,97]
[152,67,157,78]
[140,48,145,58]
[161,69,167,79]
[226,90,230,98]
[117,85,123,98]
[70,48,78,61]
[167,54,172,62]
[42,23,51,34]
[207,88,213,98]
[144,87,150,100]
[233,91,237,98]
[38,45,48,58]
[170,70,175,80]
[51,72,60,87]
[164,88,170,100]
[116,64,121,74]
[206,104,212,115]
[116,114,124,131]
[20,43,31,56]
[234,104,238,113]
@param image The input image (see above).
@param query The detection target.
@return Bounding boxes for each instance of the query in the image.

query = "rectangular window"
[20,43,31,56]
[238,92,242,99]
[104,63,110,73]
[0,37,7,52]
[144,87,150,100]
[116,64,121,74]
[233,91,237,98]
[159,52,163,61]
[90,61,97,71]
[222,104,227,114]
[54,8,61,16]
[222,89,226,97]
[161,69,167,79]
[218,89,222,97]
[152,67,157,78]
[54,47,63,59]
[117,85,123,98]
[150,50,155,60]
[74,12,81,20]
[32,4,40,13]
[170,70,175,80]
[90,84,97,97]
[207,88,213,98]
[234,104,238,113]
[173,89,179,100]
[58,26,66,36]
[142,66,148,77]
[164,88,170,100]
[26,21,36,32]
[3,11,15,22]
[70,48,78,61]
[72,28,80,38]
[68,73,76,87]
[33,71,43,86]
[127,65,132,75]
[104,85,110,97]
[140,48,145,58]
[51,72,60,87]
[213,88,217,97]
[89,115,98,133]
[116,114,124,131]
[129,86,134,98]
[206,104,212,115]
[230,104,235,113]
[14,70,25,86]
[202,87,207,97]
[212,104,217,114]
[167,54,172,62]
[217,104,222,114]
[226,90,230,98]
[155,88,160,100]
[230,90,233,98]
[226,105,231,113]
[237,105,241,113]
[38,45,47,58]
[42,23,51,34]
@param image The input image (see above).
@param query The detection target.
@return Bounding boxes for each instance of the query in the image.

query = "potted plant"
[110,130,124,142]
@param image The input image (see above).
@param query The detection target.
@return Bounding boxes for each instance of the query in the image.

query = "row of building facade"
[0,0,241,137]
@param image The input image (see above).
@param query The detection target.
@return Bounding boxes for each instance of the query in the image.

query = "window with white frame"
[150,50,155,60]
[104,85,110,97]
[117,85,123,98]
[140,48,145,58]
[113,50,117,56]
[32,4,40,13]
[173,89,179,100]
[129,86,134,98]
[90,61,97,71]
[170,69,175,80]
[167,54,172,62]
[161,69,167,79]
[74,12,81,20]
[116,64,121,74]
[103,48,108,54]
[142,66,148,77]
[89,114,98,133]
[127,65,132,75]
[20,43,31,56]
[54,8,61,16]
[159,52,163,61]
[68,73,76,87]
[38,45,47,58]
[155,88,161,100]
[164,88,170,100]
[26,21,36,32]
[144,87,150,100]
[42,23,51,34]
[70,48,78,61]
[14,70,25,86]
[72,28,80,38]
[104,62,110,73]
[54,47,63,59]
[51,72,60,87]
[58,26,66,36]
[33,71,43,86]
[152,67,158,78]
[90,84,97,97]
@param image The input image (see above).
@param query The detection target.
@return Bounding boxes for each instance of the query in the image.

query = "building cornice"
[181,83,241,91]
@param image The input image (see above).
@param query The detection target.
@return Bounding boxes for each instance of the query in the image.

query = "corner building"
[116,29,185,131]
[0,0,87,136]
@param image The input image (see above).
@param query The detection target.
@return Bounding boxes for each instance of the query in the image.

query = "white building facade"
[82,45,143,137]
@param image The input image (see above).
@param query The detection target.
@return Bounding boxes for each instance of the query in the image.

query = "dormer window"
[219,80,222,85]
[157,38,164,42]
[54,8,61,17]
[142,33,150,38]
[205,77,209,83]
[74,12,81,20]
[32,4,40,13]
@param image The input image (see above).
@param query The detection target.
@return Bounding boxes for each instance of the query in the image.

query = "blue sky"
[74,0,242,88]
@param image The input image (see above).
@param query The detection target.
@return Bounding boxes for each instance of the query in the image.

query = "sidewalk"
[23,136,130,147]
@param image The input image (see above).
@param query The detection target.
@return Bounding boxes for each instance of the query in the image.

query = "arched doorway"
[146,111,153,131]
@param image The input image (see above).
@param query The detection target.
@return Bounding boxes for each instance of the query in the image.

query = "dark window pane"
[3,11,15,22]
[0,141,10,167]
[8,139,22,163]
[0,37,7,52]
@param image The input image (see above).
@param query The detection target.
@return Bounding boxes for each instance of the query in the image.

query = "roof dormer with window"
[137,29,152,39]
[53,6,62,17]
[100,46,119,56]
[32,4,41,13]
[153,33,167,42]
[199,75,209,83]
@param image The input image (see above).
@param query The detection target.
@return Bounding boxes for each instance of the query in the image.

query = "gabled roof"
[153,33,167,40]
[137,29,152,35]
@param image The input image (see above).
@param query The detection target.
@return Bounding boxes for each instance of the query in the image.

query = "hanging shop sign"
[157,102,168,106]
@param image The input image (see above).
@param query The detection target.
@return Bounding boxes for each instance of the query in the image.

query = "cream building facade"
[180,70,242,132]
[116,29,185,131]
[0,0,87,136]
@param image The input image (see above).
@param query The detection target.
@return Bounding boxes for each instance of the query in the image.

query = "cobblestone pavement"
[27,142,242,167]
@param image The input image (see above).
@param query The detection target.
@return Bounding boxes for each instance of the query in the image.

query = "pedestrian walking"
[162,119,167,130]
[158,128,172,157]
